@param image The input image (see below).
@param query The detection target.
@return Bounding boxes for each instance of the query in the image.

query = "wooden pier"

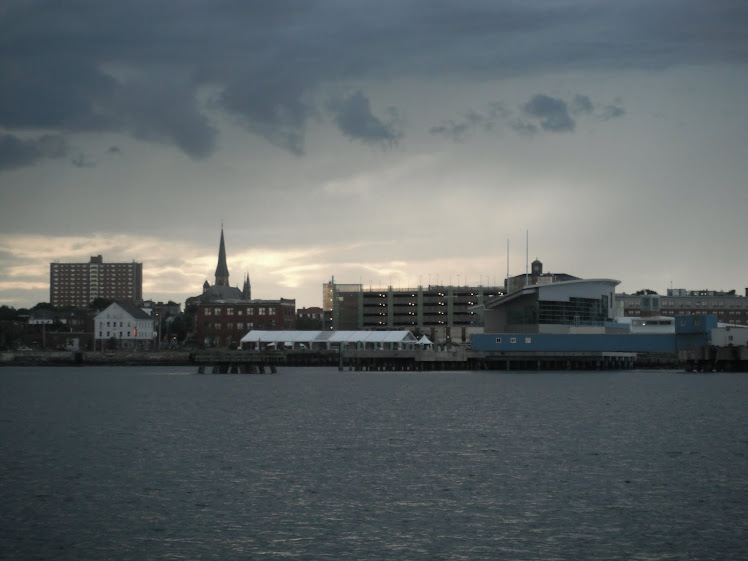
[190,350,285,374]
[340,349,637,371]
[190,348,643,373]
[679,346,748,372]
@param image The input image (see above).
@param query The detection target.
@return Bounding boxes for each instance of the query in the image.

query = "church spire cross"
[214,227,230,287]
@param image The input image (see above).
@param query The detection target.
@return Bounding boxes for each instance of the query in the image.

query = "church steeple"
[242,272,251,300]
[214,227,230,287]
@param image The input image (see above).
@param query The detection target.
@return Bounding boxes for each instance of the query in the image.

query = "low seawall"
[1,348,686,371]
[1,350,193,366]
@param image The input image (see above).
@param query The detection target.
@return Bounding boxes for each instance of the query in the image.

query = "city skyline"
[6,237,748,312]
[2,2,747,310]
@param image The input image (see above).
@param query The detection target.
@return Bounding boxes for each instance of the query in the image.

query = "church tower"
[242,273,251,300]
[214,228,230,287]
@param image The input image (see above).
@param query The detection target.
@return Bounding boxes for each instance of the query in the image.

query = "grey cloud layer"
[1,0,745,168]
[328,91,402,146]
[429,93,625,140]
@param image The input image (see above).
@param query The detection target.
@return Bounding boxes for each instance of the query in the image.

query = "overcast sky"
[1,1,747,310]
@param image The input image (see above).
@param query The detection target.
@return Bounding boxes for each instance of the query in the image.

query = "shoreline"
[1,350,194,367]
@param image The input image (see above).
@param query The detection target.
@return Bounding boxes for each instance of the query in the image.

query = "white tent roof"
[417,335,433,345]
[327,331,418,343]
[240,330,322,343]
[240,330,418,345]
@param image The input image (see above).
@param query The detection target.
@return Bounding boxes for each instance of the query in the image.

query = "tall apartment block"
[50,255,143,308]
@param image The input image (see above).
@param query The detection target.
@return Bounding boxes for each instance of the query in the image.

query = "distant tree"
[634,289,658,295]
[32,302,55,311]
[91,298,114,310]
[296,317,322,330]
[166,315,189,343]
[0,305,19,321]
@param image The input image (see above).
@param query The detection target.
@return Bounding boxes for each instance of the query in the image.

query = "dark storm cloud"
[429,104,509,141]
[429,121,471,142]
[0,134,68,170]
[328,91,401,147]
[112,73,217,159]
[1,0,745,167]
[431,94,626,140]
[522,94,575,132]
[71,154,96,168]
[601,104,626,120]
[220,76,312,156]
[570,94,593,115]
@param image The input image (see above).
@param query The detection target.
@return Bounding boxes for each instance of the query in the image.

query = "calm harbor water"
[1,366,746,560]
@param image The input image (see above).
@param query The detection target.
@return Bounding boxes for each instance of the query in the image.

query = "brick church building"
[187,228,295,347]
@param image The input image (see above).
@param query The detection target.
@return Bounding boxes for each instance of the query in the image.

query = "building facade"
[196,299,296,348]
[323,279,503,343]
[94,302,154,349]
[482,278,621,334]
[187,228,296,347]
[50,255,143,308]
[617,288,748,326]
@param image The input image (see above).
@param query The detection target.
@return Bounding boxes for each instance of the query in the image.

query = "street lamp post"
[154,312,161,350]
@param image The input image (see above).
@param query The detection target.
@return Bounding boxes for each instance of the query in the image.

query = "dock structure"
[189,348,640,372]
[679,346,748,372]
[341,349,637,371]
[190,350,285,374]
[472,351,637,371]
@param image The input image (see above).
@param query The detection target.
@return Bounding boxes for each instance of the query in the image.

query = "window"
[204,308,212,315]
[227,308,234,316]
[525,337,532,344]
[496,337,502,343]
[510,337,517,344]
[214,308,221,316]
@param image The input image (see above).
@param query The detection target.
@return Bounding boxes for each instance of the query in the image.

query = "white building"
[480,278,621,334]
[94,302,154,349]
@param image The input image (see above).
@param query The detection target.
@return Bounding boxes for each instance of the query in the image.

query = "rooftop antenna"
[506,238,510,279]
[525,229,529,287]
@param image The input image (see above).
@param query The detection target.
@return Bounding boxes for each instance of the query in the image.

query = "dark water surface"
[1,367,746,560]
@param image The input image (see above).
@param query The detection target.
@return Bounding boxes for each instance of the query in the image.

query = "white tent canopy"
[240,330,419,350]
[417,335,433,348]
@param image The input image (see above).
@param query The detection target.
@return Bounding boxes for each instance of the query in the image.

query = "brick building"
[617,288,748,326]
[50,255,142,308]
[186,228,295,347]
